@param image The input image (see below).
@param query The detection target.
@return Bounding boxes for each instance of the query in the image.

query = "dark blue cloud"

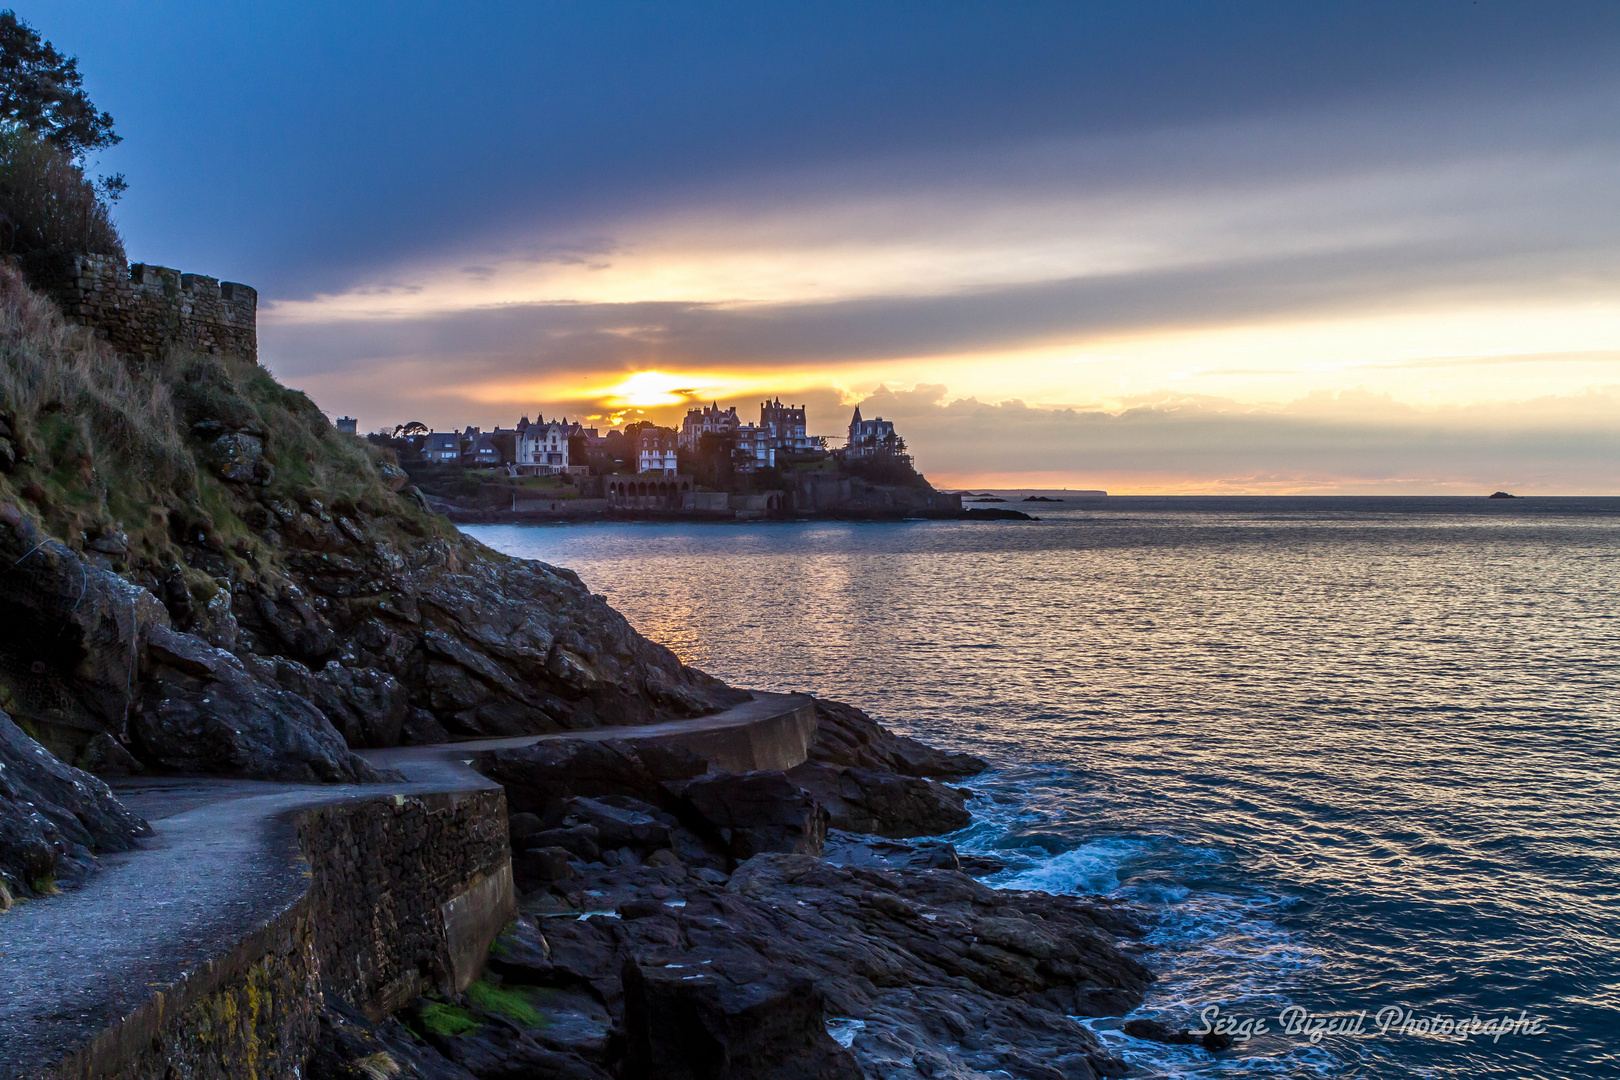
[29,1,1620,295]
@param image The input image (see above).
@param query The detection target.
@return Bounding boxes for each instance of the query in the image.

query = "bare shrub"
[0,125,123,279]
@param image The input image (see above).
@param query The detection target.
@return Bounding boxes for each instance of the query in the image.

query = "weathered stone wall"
[42,253,257,363]
[300,788,514,1017]
[42,905,320,1080]
[39,788,513,1080]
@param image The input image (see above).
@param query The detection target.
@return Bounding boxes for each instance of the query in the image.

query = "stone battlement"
[44,253,258,363]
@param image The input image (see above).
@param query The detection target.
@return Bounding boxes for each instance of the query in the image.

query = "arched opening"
[681,482,690,491]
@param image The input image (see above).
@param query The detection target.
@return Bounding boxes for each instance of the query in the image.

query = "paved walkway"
[0,691,811,1078]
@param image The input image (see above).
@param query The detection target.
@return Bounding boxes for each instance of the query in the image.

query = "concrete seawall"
[367,691,819,776]
[0,691,815,1079]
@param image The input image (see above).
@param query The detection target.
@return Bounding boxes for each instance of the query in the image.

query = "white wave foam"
[1003,836,1150,895]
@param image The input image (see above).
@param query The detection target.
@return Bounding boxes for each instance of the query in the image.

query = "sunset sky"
[37,2,1620,492]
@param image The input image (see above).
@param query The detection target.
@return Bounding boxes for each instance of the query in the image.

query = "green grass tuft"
[466,979,547,1027]
[416,1001,480,1037]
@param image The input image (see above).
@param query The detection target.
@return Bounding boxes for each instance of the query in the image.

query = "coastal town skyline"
[364,396,903,478]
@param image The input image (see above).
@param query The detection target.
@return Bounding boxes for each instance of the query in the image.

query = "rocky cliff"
[0,265,742,898]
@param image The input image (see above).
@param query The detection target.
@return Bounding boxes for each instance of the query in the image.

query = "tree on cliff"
[0,10,118,159]
[0,125,123,268]
[0,12,124,275]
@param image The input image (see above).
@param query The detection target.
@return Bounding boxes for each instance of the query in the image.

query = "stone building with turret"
[760,398,811,452]
[845,406,908,462]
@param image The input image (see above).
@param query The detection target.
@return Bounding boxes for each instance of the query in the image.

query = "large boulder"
[0,710,150,897]
[136,627,379,782]
[406,555,749,736]
[809,699,987,778]
[676,771,829,861]
[621,959,862,1080]
[787,760,971,838]
[246,655,411,749]
[538,796,674,852]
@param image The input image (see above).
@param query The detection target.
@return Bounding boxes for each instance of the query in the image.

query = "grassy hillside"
[0,264,453,631]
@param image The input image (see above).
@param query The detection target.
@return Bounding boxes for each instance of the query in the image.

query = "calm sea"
[465,497,1620,1079]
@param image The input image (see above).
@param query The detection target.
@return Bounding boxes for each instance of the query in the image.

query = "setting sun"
[598,370,699,408]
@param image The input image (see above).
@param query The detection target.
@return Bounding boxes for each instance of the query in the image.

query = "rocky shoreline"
[309,699,1157,1080]
[0,269,1154,1078]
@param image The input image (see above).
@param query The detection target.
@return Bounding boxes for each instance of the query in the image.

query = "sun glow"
[598,370,700,408]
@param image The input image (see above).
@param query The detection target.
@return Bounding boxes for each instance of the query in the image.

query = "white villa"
[517,418,573,475]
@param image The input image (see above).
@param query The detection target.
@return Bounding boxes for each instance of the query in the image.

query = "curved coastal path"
[0,691,816,1079]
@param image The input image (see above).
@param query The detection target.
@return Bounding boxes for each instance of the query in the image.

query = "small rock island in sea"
[0,255,1157,1075]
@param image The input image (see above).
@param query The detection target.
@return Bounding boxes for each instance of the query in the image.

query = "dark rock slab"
[540,795,673,851]
[788,760,970,838]
[963,507,1035,520]
[411,1006,609,1080]
[1123,1016,1234,1051]
[476,737,708,817]
[307,999,477,1080]
[677,770,829,860]
[0,710,150,896]
[512,844,575,887]
[823,835,972,872]
[622,959,862,1080]
[809,699,987,778]
[486,920,555,983]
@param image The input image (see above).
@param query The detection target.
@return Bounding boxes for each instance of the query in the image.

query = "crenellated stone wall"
[42,253,258,363]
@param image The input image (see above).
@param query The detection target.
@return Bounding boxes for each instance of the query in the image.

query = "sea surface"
[465,497,1620,1079]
